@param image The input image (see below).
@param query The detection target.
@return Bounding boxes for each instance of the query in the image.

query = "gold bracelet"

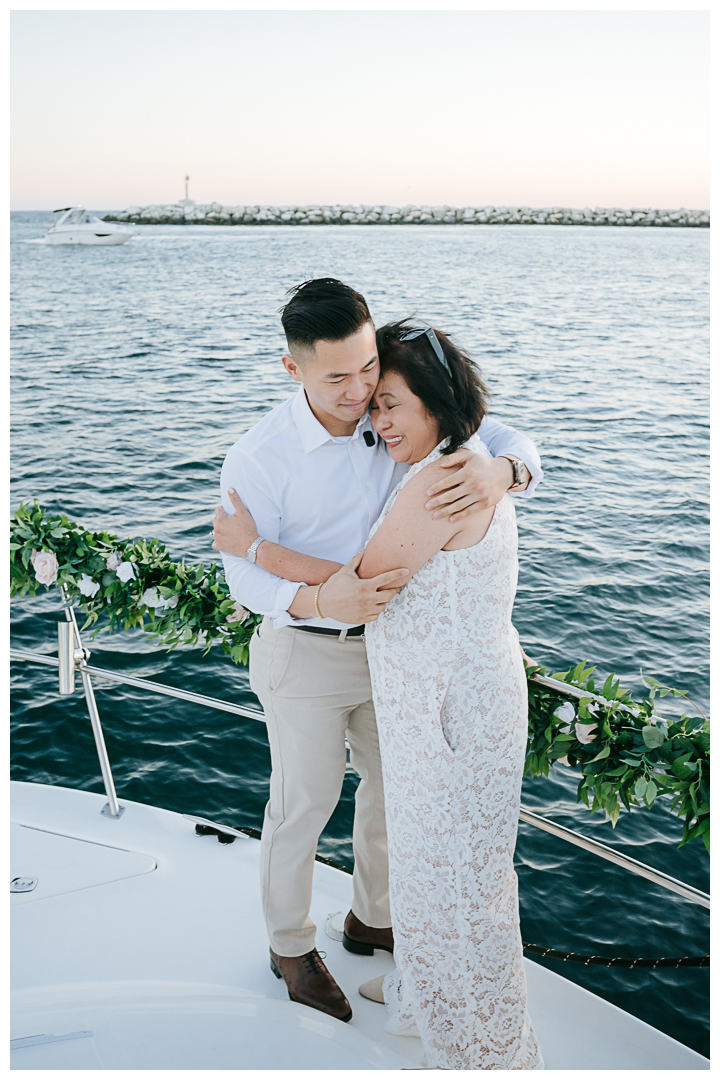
[314,582,324,619]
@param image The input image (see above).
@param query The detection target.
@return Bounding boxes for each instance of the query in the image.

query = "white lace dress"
[364,436,543,1071]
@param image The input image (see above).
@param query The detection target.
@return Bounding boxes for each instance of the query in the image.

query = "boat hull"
[44,230,133,246]
[11,782,709,1071]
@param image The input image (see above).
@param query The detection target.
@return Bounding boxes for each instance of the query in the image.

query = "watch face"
[513,460,526,487]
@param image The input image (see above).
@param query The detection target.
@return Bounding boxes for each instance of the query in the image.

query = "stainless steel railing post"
[61,589,123,819]
[58,618,75,695]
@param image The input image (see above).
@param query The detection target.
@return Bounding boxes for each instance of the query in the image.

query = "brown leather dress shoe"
[269,947,352,1022]
[342,910,394,955]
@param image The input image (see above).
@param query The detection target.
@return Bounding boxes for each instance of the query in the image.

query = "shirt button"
[365,485,370,491]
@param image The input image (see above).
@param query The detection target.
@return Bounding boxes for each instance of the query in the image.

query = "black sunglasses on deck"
[397,326,451,376]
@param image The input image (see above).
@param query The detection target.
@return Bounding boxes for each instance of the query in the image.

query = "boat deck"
[10,781,708,1070]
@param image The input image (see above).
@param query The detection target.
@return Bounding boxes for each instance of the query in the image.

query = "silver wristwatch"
[245,536,265,563]
[504,457,527,490]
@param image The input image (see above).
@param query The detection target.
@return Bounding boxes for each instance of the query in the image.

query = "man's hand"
[212,489,258,557]
[289,553,409,624]
[424,452,521,523]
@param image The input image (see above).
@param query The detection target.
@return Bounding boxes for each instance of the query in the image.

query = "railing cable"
[10,644,709,909]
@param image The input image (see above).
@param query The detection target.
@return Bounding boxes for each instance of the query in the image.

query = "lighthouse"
[179,175,194,207]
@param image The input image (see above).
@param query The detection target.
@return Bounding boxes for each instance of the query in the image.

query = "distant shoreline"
[102,202,709,228]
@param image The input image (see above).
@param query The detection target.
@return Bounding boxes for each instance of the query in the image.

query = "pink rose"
[557,756,571,767]
[106,551,121,571]
[230,602,249,622]
[33,550,59,587]
[575,722,598,745]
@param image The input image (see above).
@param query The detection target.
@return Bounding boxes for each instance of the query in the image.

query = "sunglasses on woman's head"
[397,326,451,376]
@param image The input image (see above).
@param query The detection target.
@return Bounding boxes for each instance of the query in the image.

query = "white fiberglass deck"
[10,781,708,1070]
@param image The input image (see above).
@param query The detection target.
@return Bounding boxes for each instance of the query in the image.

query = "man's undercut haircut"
[281,278,372,353]
[375,320,490,455]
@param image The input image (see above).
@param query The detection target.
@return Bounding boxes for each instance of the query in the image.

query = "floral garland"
[524,661,709,851]
[11,503,709,848]
[11,502,260,664]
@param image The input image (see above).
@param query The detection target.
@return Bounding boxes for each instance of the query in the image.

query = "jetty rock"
[103,203,710,228]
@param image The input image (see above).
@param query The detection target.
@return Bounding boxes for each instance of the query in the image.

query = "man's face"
[282,321,380,435]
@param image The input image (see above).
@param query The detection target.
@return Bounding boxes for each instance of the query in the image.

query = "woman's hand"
[520,644,539,668]
[425,452,520,522]
[211,489,259,557]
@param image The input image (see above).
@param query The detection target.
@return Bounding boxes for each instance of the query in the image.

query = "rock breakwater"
[104,202,709,228]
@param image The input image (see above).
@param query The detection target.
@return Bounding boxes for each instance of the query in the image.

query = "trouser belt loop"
[338,629,348,644]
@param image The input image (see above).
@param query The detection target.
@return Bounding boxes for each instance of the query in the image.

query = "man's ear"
[282,353,304,383]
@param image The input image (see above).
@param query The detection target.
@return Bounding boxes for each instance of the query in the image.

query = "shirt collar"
[291,386,370,454]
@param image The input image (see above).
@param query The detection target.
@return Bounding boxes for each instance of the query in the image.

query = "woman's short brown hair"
[375,321,489,454]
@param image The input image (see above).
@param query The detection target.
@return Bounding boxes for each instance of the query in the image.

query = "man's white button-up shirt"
[220,386,543,630]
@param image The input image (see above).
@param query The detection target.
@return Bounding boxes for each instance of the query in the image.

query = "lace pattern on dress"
[365,435,543,1070]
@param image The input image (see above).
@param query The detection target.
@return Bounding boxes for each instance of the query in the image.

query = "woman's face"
[370,370,441,464]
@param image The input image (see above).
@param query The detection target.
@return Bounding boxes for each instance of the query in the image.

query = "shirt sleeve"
[477,414,543,497]
[219,447,306,628]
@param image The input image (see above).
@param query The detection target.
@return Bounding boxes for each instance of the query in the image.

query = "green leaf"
[644,780,657,808]
[642,725,665,750]
[587,743,611,763]
[634,777,647,800]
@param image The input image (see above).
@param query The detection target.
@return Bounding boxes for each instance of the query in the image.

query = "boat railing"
[9,605,710,911]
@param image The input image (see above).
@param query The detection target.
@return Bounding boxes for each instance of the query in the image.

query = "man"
[217,278,542,1022]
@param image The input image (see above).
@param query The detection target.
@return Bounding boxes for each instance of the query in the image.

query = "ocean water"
[10,212,709,1056]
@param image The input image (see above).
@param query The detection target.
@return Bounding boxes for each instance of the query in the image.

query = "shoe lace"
[302,949,327,976]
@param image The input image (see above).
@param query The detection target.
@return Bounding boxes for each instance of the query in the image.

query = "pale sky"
[11,9,709,211]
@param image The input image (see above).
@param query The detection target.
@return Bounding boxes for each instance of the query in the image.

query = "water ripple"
[10,213,708,1055]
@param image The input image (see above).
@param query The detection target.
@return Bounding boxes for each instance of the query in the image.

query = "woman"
[213,322,543,1070]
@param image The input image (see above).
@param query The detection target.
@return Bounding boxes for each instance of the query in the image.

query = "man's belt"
[296,624,365,637]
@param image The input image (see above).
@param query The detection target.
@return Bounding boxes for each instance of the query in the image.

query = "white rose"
[106,552,121,571]
[557,756,572,767]
[78,573,100,598]
[575,722,598,745]
[116,561,136,582]
[230,602,249,622]
[140,588,177,611]
[32,550,59,587]
[554,701,576,728]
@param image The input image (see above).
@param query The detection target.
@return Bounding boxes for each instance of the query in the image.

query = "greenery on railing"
[10,502,260,664]
[525,661,709,851]
[11,502,709,848]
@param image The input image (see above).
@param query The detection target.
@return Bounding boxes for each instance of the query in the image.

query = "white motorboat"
[10,606,710,1071]
[44,207,136,246]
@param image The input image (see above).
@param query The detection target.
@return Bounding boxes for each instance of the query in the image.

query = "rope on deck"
[522,943,709,967]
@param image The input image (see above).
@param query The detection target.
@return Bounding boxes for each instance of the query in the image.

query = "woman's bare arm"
[359,461,465,581]
[212,489,342,585]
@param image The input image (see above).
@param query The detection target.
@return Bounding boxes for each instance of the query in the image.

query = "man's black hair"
[375,321,490,455]
[281,278,372,351]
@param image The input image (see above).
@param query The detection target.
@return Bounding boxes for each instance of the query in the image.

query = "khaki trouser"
[249,616,390,957]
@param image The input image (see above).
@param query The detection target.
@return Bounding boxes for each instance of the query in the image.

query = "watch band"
[245,536,265,563]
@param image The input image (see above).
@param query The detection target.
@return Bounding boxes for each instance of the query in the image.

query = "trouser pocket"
[250,621,296,697]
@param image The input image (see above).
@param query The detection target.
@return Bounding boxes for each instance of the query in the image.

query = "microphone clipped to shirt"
[363,431,375,447]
